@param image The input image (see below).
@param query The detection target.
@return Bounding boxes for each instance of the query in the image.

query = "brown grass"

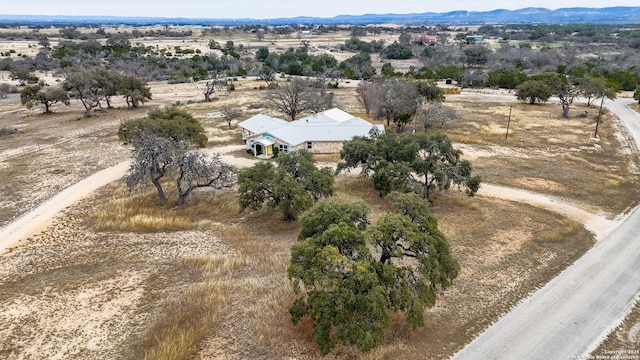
[141,282,230,360]
[2,42,636,359]
[541,219,580,243]
[445,100,640,214]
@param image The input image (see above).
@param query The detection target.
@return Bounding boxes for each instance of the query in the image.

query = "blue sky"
[3,0,639,18]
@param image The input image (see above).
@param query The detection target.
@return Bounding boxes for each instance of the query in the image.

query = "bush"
[0,82,19,98]
[0,127,22,136]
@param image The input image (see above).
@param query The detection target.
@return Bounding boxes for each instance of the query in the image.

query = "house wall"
[292,141,343,154]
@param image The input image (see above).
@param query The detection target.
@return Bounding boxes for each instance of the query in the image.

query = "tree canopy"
[515,80,551,104]
[20,84,70,113]
[338,131,481,199]
[118,107,208,148]
[63,68,151,116]
[288,193,458,355]
[237,150,334,221]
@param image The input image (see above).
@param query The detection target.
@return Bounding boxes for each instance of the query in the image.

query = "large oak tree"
[289,192,458,355]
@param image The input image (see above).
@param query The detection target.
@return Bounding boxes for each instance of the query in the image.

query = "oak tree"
[289,193,458,355]
[238,150,334,221]
[20,84,70,113]
[118,107,208,148]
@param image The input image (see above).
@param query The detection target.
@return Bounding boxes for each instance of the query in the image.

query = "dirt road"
[0,161,130,254]
[0,145,246,255]
[1,141,617,256]
[452,98,640,360]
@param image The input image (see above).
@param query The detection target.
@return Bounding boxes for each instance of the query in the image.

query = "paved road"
[452,98,640,360]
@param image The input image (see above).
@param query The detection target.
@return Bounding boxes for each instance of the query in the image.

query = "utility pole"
[594,95,605,138]
[506,105,512,140]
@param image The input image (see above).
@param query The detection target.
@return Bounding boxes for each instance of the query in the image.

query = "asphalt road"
[452,98,640,360]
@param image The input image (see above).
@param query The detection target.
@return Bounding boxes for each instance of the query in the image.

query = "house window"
[306,141,313,149]
[279,144,289,153]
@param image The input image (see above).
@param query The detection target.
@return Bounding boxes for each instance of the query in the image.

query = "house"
[414,35,438,46]
[238,108,384,158]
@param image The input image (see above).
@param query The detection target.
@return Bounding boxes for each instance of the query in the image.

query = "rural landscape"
[1,7,640,360]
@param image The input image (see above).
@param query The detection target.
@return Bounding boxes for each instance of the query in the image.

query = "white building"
[238,108,384,158]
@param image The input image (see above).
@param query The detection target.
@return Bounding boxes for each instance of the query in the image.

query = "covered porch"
[248,137,276,159]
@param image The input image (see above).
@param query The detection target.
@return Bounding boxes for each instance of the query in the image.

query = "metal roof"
[238,114,288,135]
[239,108,383,147]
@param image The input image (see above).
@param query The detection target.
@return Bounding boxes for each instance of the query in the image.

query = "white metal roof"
[239,108,383,147]
[309,108,355,123]
[238,114,288,135]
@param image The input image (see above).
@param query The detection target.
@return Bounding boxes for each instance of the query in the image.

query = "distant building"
[467,35,484,42]
[414,35,439,45]
[238,108,384,158]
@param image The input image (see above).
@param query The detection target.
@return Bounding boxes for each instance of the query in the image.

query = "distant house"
[467,35,484,42]
[414,35,438,46]
[238,108,384,158]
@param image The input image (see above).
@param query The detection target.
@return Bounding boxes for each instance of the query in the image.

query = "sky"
[2,0,640,19]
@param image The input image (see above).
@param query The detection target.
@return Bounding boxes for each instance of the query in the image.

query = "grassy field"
[446,98,640,215]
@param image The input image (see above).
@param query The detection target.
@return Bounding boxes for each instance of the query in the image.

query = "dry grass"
[141,282,230,360]
[541,219,580,242]
[445,100,640,214]
[92,181,241,232]
[140,255,250,360]
[2,30,638,359]
[113,171,601,359]
[334,176,394,222]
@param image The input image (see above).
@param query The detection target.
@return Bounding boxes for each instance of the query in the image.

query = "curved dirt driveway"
[0,145,617,255]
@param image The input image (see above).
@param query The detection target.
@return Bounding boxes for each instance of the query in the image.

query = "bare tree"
[304,78,334,113]
[126,134,235,205]
[417,100,458,129]
[0,83,16,98]
[219,103,243,128]
[356,81,383,117]
[175,152,236,206]
[255,28,266,42]
[258,65,276,87]
[376,79,418,127]
[268,78,310,120]
[203,74,226,102]
[126,135,181,202]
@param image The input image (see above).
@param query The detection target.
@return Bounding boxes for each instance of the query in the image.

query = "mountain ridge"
[0,7,639,26]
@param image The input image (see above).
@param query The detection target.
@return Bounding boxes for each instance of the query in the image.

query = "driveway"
[452,98,640,360]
